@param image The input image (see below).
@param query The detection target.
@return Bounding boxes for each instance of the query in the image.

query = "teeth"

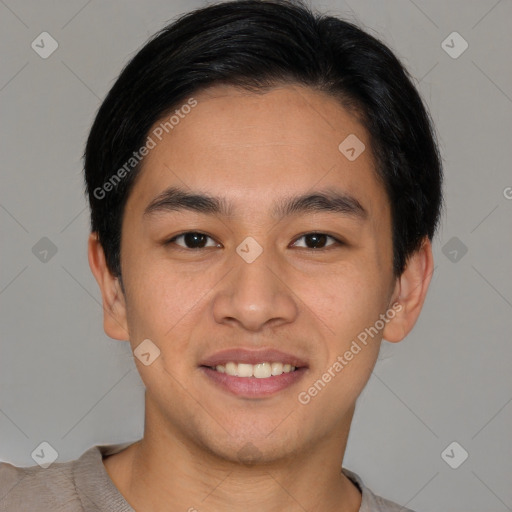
[237,363,253,378]
[254,363,271,378]
[271,362,283,376]
[213,362,297,378]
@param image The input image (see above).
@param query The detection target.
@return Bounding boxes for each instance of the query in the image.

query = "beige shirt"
[0,442,415,511]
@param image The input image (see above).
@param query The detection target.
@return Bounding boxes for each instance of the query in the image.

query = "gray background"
[1,0,511,510]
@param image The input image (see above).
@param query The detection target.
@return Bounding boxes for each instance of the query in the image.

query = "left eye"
[291,233,341,249]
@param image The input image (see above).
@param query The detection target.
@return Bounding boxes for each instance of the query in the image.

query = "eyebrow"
[143,186,368,221]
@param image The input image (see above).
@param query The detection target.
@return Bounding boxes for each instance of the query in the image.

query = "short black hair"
[84,0,443,281]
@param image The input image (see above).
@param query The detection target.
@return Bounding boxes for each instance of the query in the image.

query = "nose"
[212,242,298,332]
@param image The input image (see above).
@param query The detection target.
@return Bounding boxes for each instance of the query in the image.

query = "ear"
[87,232,129,341]
[382,237,434,343]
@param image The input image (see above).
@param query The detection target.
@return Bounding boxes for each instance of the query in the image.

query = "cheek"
[297,271,385,414]
[314,264,387,338]
[122,257,215,344]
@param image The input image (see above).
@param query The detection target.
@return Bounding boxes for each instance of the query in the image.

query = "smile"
[209,361,297,378]
[200,364,307,398]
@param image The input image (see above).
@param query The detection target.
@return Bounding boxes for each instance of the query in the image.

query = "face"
[107,84,401,462]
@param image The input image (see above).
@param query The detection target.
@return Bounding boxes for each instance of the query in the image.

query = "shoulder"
[0,456,82,512]
[342,468,417,512]
[0,442,135,512]
[368,492,416,512]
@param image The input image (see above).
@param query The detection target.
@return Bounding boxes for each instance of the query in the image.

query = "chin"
[197,425,303,465]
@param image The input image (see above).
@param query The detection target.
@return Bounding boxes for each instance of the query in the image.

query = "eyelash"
[163,231,344,251]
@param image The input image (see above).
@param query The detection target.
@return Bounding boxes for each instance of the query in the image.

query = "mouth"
[203,361,299,378]
[199,348,308,397]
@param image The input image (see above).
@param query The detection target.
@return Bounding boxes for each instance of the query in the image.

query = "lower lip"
[200,366,307,398]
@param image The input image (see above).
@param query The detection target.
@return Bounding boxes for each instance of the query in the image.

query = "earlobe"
[382,237,434,343]
[87,232,130,341]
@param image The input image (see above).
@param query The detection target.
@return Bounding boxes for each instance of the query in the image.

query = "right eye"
[164,231,221,250]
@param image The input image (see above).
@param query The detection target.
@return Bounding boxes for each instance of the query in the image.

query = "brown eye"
[166,232,220,249]
[292,233,341,249]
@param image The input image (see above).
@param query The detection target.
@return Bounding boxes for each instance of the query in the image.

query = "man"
[0,1,443,510]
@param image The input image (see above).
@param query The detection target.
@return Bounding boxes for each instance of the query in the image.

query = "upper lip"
[200,348,308,368]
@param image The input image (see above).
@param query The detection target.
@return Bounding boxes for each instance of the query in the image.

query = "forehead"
[125,84,388,221]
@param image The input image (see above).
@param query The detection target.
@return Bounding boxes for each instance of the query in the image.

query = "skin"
[88,83,434,512]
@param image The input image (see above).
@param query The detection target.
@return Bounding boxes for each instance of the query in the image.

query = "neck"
[103,402,362,512]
